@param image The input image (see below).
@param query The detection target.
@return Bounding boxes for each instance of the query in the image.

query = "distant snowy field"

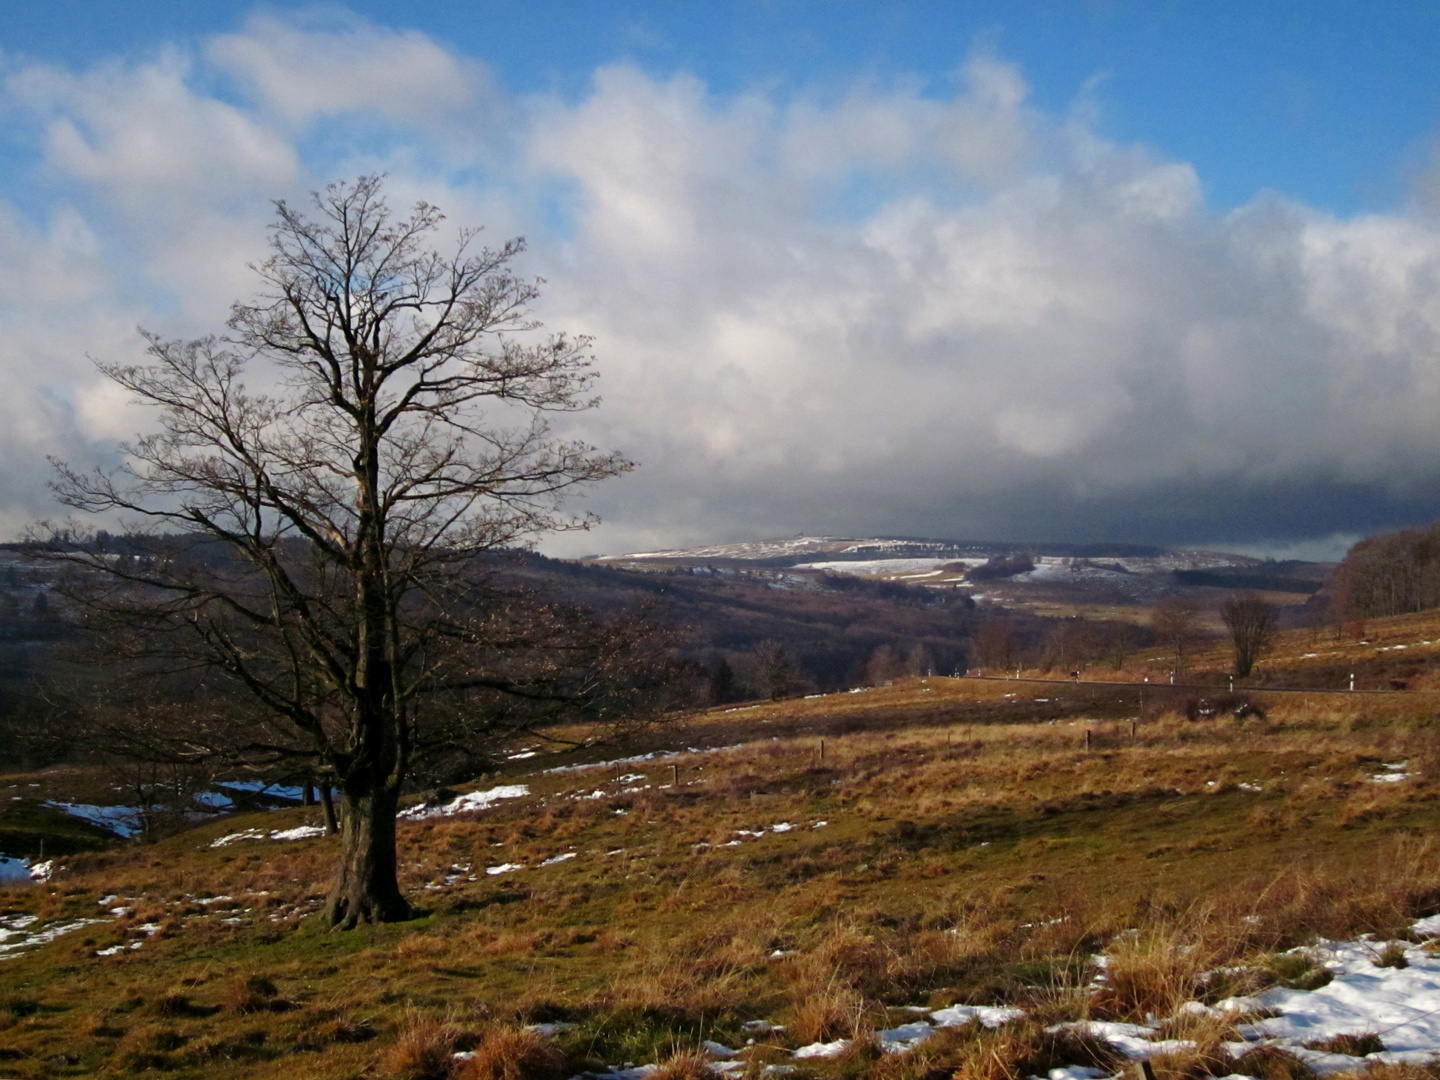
[796,558,971,575]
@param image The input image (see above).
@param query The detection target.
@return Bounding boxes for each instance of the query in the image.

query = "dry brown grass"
[1228,1043,1318,1080]
[225,972,283,1013]
[644,1053,722,1080]
[457,1026,567,1080]
[948,1023,1121,1080]
[383,1014,464,1080]
[8,674,1440,1078]
[1092,922,1213,1020]
[787,982,868,1043]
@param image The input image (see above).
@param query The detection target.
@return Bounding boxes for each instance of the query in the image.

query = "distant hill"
[603,534,1180,568]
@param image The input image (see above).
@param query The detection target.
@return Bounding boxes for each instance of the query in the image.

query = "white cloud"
[11,48,295,203]
[206,10,491,128]
[522,58,1440,553]
[0,12,1439,558]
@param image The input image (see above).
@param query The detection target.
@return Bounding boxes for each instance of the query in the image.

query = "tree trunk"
[324,786,411,928]
[319,784,338,835]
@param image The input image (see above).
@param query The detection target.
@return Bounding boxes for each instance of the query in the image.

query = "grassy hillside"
[5,640,1440,1077]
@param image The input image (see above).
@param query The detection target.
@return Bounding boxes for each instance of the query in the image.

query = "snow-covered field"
[795,558,973,576]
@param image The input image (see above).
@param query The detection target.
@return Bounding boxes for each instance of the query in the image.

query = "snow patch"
[398,784,529,820]
[794,1040,851,1059]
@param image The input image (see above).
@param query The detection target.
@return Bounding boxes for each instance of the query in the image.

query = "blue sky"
[2,3,1440,559]
[9,2,1439,214]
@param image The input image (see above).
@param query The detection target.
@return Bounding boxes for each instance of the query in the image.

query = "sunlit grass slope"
[5,678,1440,1078]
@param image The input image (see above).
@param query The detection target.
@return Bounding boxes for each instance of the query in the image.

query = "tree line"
[1329,523,1440,620]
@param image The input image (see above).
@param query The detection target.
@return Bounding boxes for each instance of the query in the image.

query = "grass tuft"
[1307,1031,1386,1056]
[0,994,39,1018]
[1229,1044,1318,1080]
[226,973,289,1013]
[645,1053,722,1080]
[383,1015,462,1080]
[949,1023,1121,1080]
[457,1026,567,1080]
[1375,942,1410,969]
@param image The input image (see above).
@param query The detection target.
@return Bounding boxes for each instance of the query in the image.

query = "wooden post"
[1130,719,1137,742]
[819,739,825,764]
[1085,729,1092,751]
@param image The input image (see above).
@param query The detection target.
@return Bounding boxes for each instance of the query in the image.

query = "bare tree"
[1041,618,1094,674]
[1220,592,1278,679]
[1151,596,1202,680]
[973,616,1019,671]
[754,640,804,699]
[864,643,903,685]
[46,177,637,928]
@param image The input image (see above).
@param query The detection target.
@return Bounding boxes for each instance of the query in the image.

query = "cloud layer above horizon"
[3,9,1440,559]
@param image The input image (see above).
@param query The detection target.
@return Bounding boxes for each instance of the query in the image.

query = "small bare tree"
[1151,596,1202,680]
[864,643,903,685]
[47,177,637,927]
[1042,618,1094,674]
[1220,592,1278,679]
[754,640,804,699]
[973,616,1019,671]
